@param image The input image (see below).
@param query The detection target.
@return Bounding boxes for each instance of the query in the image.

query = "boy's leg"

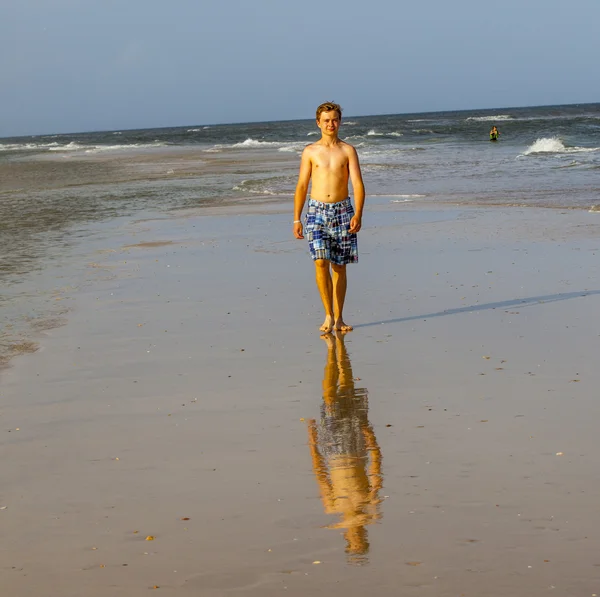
[314,259,334,333]
[331,263,353,332]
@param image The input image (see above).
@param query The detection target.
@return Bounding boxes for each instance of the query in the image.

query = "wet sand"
[2,201,600,596]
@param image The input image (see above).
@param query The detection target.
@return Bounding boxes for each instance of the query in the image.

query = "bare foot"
[319,315,334,334]
[334,319,353,332]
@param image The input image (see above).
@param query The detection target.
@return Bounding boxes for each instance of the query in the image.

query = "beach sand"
[2,200,600,596]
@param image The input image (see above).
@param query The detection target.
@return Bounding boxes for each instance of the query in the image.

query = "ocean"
[1,102,599,362]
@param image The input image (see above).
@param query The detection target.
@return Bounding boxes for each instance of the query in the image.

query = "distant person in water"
[293,102,366,334]
[490,126,500,141]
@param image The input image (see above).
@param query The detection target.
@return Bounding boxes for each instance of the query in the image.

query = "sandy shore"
[2,200,600,596]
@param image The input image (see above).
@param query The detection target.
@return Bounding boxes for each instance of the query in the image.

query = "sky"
[1,0,599,137]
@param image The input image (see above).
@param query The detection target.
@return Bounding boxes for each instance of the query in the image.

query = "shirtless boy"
[293,101,365,334]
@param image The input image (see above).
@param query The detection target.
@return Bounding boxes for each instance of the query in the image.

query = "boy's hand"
[293,222,304,239]
[349,215,362,233]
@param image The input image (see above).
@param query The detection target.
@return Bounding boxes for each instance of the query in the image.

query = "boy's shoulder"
[303,141,320,152]
[339,139,358,153]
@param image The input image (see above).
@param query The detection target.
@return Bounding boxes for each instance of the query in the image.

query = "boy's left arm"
[348,146,365,233]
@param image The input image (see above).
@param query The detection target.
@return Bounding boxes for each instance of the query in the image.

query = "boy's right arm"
[293,148,312,239]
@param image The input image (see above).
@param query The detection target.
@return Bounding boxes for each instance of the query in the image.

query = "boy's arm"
[293,148,312,239]
[348,146,365,233]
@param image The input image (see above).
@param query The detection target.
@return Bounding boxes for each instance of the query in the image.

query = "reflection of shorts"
[305,198,358,265]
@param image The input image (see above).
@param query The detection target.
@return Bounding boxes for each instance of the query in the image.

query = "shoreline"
[3,198,600,370]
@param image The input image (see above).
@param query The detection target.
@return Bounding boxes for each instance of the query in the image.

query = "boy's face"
[317,111,341,136]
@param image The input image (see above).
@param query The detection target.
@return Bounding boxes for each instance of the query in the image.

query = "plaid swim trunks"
[305,197,358,265]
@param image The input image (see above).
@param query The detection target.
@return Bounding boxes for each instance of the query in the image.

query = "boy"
[293,102,365,333]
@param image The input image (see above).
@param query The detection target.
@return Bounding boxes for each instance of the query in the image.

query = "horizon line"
[2,100,599,141]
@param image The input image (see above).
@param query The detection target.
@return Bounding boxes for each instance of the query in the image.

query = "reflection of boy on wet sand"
[307,333,383,562]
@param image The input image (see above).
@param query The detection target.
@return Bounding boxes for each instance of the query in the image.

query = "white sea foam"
[307,131,318,136]
[113,131,122,135]
[48,142,84,151]
[366,129,403,137]
[0,141,60,151]
[224,138,305,152]
[521,137,599,156]
[233,183,280,195]
[233,178,289,196]
[466,114,513,122]
[23,141,169,154]
[390,194,426,202]
[359,148,415,158]
[231,138,282,148]
[278,143,306,153]
[342,121,358,126]
[187,128,201,132]
[413,129,434,134]
[84,142,167,153]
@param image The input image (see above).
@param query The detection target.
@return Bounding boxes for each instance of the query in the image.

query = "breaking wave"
[521,137,600,156]
[209,138,306,152]
[231,138,282,148]
[83,142,167,153]
[366,130,403,137]
[0,141,167,153]
[466,114,513,122]
[0,141,61,152]
[278,143,306,153]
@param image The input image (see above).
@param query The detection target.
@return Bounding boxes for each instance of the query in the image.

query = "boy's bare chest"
[312,150,348,173]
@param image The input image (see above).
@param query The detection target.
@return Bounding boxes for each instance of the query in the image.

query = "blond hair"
[316,101,342,121]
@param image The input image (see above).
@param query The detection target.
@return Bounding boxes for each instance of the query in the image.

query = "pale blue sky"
[1,0,599,136]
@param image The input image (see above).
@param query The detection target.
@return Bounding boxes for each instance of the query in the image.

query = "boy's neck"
[319,133,340,147]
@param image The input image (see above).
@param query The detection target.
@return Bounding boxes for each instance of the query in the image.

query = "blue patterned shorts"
[305,198,358,265]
